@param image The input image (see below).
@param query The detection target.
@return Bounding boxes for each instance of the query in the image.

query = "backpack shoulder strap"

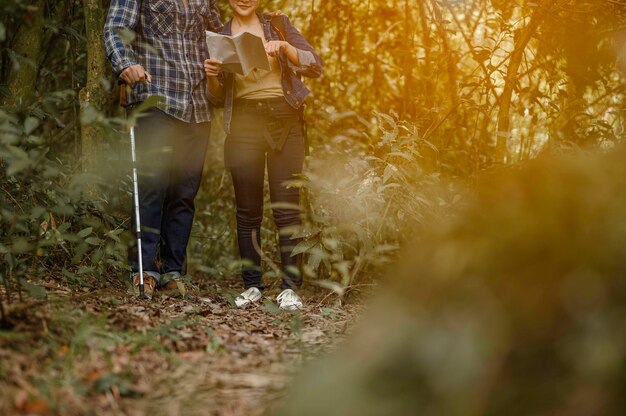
[270,15,287,41]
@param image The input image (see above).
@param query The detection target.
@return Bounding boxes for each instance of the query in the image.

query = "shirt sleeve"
[206,0,223,32]
[281,16,323,78]
[103,0,140,75]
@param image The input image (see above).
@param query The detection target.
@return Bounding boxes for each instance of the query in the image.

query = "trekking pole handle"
[118,79,130,107]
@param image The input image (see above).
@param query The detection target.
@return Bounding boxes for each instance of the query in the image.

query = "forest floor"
[0,276,365,415]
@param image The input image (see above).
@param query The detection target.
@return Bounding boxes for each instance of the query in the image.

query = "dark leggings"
[226,97,305,290]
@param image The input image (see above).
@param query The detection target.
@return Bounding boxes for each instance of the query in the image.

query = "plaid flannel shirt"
[104,0,222,123]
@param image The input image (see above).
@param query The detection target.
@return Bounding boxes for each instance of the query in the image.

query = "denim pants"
[129,108,210,278]
[225,97,305,290]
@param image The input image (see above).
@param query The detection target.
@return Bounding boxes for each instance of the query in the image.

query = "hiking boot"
[160,271,186,297]
[234,287,262,308]
[277,289,303,311]
[131,273,158,300]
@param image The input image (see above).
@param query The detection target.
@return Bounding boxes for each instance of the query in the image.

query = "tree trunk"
[429,0,459,107]
[3,0,45,109]
[79,0,108,196]
[429,0,463,151]
[417,0,434,111]
[401,0,416,119]
[495,0,556,163]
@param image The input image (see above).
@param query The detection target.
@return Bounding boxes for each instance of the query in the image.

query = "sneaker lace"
[240,287,259,300]
[277,289,299,304]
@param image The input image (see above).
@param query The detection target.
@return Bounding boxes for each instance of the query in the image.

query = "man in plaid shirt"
[104,0,222,298]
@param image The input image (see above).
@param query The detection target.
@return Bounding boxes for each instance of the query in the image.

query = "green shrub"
[291,113,462,292]
[0,105,128,316]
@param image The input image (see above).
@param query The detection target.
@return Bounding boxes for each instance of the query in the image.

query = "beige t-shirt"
[234,54,283,100]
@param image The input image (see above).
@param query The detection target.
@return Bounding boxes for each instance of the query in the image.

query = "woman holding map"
[204,1,322,310]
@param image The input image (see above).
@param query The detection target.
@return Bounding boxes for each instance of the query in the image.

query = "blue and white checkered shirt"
[104,0,222,123]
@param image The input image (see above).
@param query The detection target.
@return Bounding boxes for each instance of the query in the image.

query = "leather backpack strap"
[270,15,287,41]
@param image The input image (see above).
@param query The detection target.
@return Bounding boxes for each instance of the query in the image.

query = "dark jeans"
[225,97,305,291]
[129,108,210,276]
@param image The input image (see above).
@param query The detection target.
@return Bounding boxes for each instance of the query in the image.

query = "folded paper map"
[205,31,271,76]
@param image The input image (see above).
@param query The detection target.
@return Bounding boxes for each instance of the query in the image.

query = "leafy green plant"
[0,106,129,324]
[290,112,463,294]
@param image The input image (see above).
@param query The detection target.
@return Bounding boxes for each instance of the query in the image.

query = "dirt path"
[0,279,362,415]
[120,292,357,416]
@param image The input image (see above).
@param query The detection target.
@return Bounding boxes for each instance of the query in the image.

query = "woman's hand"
[204,58,223,77]
[265,41,289,57]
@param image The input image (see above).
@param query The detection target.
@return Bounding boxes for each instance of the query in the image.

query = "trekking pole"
[120,82,147,300]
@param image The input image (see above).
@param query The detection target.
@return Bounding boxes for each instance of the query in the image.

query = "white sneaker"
[277,289,303,311]
[234,287,262,308]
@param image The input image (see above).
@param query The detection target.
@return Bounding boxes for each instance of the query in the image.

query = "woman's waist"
[234,96,289,109]
[232,97,301,117]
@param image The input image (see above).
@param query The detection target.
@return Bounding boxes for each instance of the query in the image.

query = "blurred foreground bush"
[278,146,626,415]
